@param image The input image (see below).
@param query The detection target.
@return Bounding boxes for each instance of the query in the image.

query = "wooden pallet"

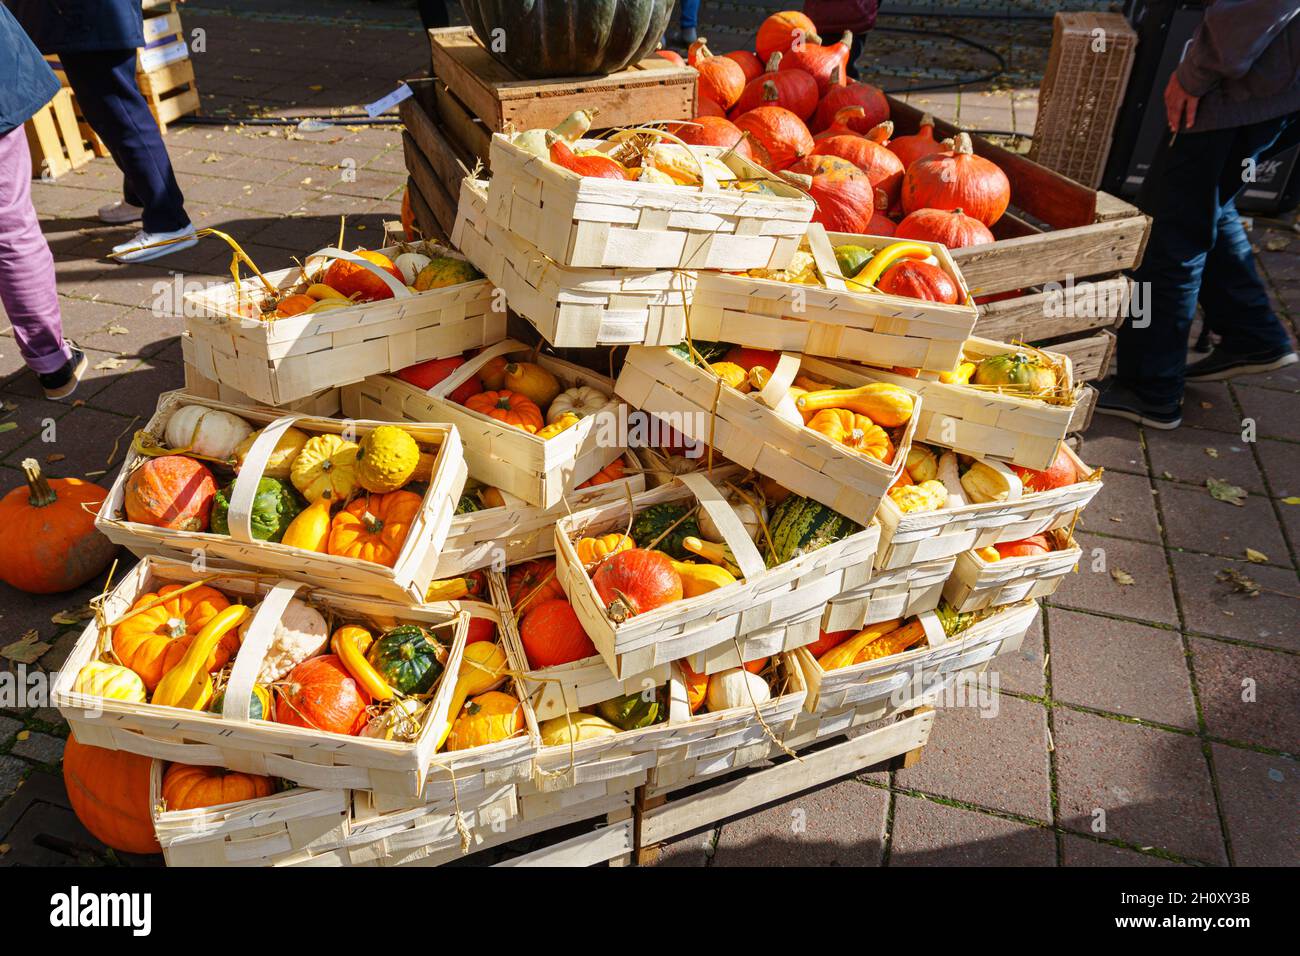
[24,88,94,179]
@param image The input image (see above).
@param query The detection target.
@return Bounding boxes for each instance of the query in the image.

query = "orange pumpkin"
[508,558,565,614]
[161,763,275,810]
[0,458,116,594]
[576,457,625,489]
[274,293,315,317]
[877,259,960,305]
[463,390,544,432]
[813,79,890,136]
[591,548,683,623]
[901,131,1011,227]
[327,490,422,567]
[322,250,403,302]
[807,628,854,657]
[680,661,708,713]
[693,44,747,110]
[888,112,943,170]
[756,10,821,61]
[520,598,597,668]
[62,735,160,855]
[725,49,765,82]
[274,654,371,735]
[445,691,525,750]
[782,154,876,233]
[478,354,510,390]
[732,105,813,171]
[995,535,1052,559]
[112,583,233,691]
[1011,445,1077,492]
[400,186,417,241]
[123,455,216,531]
[811,122,905,208]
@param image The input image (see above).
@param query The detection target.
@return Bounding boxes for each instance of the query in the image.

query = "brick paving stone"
[895,694,1051,820]
[1146,430,1267,496]
[1059,834,1184,866]
[1233,361,1300,391]
[0,344,131,403]
[1076,470,1161,543]
[1053,708,1227,864]
[992,605,1044,696]
[1051,533,1179,626]
[1159,483,1290,564]
[646,829,714,867]
[1181,382,1242,433]
[1254,439,1300,499]
[1047,608,1197,729]
[0,716,21,745]
[889,796,1056,866]
[1190,637,1299,753]
[1171,551,1299,650]
[10,732,65,765]
[76,306,181,361]
[0,756,26,802]
[711,779,888,866]
[3,403,138,481]
[85,352,185,422]
[1236,384,1300,440]
[1210,743,1299,866]
[0,395,75,461]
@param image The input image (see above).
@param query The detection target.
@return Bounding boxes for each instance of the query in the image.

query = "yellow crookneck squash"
[436,641,509,750]
[280,490,333,552]
[795,383,915,427]
[152,605,251,709]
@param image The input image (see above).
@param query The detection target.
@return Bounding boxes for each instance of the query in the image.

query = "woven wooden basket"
[486,133,815,270]
[453,178,693,348]
[821,553,958,633]
[942,531,1081,613]
[432,452,645,578]
[181,360,342,417]
[875,444,1101,570]
[341,340,625,509]
[615,349,919,526]
[182,241,502,406]
[95,391,467,603]
[796,600,1040,714]
[554,470,880,680]
[689,225,977,372]
[842,337,1081,470]
[54,557,469,799]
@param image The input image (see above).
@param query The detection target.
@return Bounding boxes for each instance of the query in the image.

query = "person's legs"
[1197,198,1293,355]
[417,0,450,30]
[0,126,83,395]
[679,0,700,31]
[59,49,189,234]
[846,32,865,81]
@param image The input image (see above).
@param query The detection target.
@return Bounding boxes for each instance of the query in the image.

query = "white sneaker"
[111,225,199,263]
[98,201,144,224]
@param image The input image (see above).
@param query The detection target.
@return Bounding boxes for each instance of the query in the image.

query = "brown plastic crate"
[1030,12,1137,189]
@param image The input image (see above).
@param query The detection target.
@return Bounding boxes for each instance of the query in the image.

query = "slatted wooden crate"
[688,226,977,373]
[554,470,881,680]
[94,391,467,603]
[23,88,94,180]
[616,349,918,527]
[136,1,200,131]
[487,134,815,270]
[453,178,692,348]
[341,340,626,509]
[821,553,958,633]
[874,445,1102,570]
[942,531,1081,613]
[182,241,501,407]
[54,556,469,799]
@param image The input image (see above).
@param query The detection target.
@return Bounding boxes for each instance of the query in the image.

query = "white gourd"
[705,667,771,712]
[547,385,610,423]
[361,698,424,740]
[243,597,330,684]
[164,405,253,460]
[937,452,965,508]
[698,494,764,543]
[393,252,432,285]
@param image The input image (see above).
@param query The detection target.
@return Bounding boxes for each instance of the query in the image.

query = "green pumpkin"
[834,244,875,279]
[971,352,1058,392]
[211,477,303,542]
[668,339,729,367]
[461,0,672,79]
[595,689,664,731]
[366,624,447,695]
[455,492,483,515]
[630,502,700,560]
[209,685,273,721]
[935,602,976,637]
[766,495,861,567]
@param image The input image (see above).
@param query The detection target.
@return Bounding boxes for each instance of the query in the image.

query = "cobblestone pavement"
[0,1,1295,867]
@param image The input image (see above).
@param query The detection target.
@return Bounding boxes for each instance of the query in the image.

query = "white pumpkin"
[547,385,610,423]
[243,597,329,684]
[705,667,771,712]
[393,252,432,285]
[164,405,253,460]
[698,493,765,544]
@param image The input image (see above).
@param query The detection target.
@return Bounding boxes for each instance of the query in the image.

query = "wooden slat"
[975,275,1130,341]
[405,175,447,243]
[401,92,473,201]
[433,80,492,165]
[402,133,458,240]
[1046,329,1115,382]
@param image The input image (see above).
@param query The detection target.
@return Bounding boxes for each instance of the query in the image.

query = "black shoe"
[1094,379,1182,430]
[38,345,88,400]
[1185,346,1297,382]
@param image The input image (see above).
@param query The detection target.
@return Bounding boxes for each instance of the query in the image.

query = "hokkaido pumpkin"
[446,691,525,751]
[877,259,960,304]
[732,105,813,171]
[693,43,747,109]
[274,654,370,735]
[725,49,765,82]
[695,97,727,119]
[397,356,482,404]
[756,10,820,61]
[888,113,943,170]
[323,250,403,302]
[780,31,852,94]
[807,627,855,657]
[0,458,116,594]
[811,122,905,207]
[680,660,708,713]
[667,115,755,162]
[894,207,994,249]
[591,548,683,623]
[520,598,597,668]
[508,558,565,613]
[782,154,875,233]
[62,736,160,854]
[327,490,421,566]
[995,535,1052,559]
[112,583,233,691]
[731,54,818,121]
[123,455,216,531]
[162,763,275,810]
[1011,445,1077,491]
[901,132,1011,226]
[814,105,867,141]
[576,457,626,488]
[464,389,544,432]
[548,136,629,180]
[813,80,889,135]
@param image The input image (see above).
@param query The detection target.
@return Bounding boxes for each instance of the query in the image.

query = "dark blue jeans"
[59,48,189,234]
[679,0,700,30]
[1118,114,1296,406]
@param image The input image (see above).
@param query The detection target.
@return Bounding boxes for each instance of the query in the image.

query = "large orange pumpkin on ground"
[124,455,216,531]
[62,735,160,855]
[322,250,403,302]
[0,458,116,594]
[161,763,275,810]
[112,583,233,691]
[274,654,370,735]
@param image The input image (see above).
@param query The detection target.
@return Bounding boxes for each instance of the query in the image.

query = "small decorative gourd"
[548,385,609,422]
[705,667,771,712]
[72,662,146,703]
[152,605,251,710]
[232,425,308,478]
[290,433,359,502]
[354,425,420,493]
[163,405,253,460]
[241,597,329,684]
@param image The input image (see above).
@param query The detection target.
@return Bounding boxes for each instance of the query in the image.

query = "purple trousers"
[0,125,70,375]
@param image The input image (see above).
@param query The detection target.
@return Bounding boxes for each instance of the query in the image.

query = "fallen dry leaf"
[1204,447,1219,458]
[1207,477,1247,507]
[1264,236,1290,251]
[1,630,49,664]
[1216,567,1260,597]
[1110,568,1135,586]
[203,153,222,163]
[1244,548,1269,564]
[1201,401,1213,409]
[45,453,64,463]
[51,606,94,626]
[106,324,129,335]
[15,731,28,742]
[93,357,127,371]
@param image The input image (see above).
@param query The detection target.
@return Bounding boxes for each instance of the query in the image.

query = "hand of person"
[1164,71,1199,134]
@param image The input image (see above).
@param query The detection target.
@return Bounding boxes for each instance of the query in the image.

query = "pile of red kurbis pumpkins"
[664,10,1012,250]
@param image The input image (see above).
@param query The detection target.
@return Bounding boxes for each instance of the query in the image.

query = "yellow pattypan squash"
[291,433,358,502]
[355,425,420,493]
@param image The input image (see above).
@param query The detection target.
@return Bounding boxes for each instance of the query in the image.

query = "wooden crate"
[821,553,957,633]
[554,470,881,680]
[23,88,94,180]
[487,134,815,271]
[615,350,918,527]
[94,391,468,603]
[341,340,626,509]
[942,531,1081,613]
[689,226,978,373]
[874,444,1102,570]
[54,556,470,799]
[453,178,692,348]
[400,78,476,241]
[136,2,200,131]
[182,240,501,406]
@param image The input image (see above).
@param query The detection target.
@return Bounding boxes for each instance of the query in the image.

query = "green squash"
[630,502,700,560]
[766,495,860,567]
[833,244,874,279]
[366,624,447,695]
[668,339,729,367]
[455,492,483,515]
[461,0,672,79]
[209,685,273,721]
[972,351,1058,392]
[211,477,303,542]
[935,602,976,637]
[595,689,664,731]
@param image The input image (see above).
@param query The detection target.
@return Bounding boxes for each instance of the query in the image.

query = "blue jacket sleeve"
[0,4,61,136]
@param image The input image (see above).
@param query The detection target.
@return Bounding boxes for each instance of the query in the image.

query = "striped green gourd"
[766,495,860,567]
